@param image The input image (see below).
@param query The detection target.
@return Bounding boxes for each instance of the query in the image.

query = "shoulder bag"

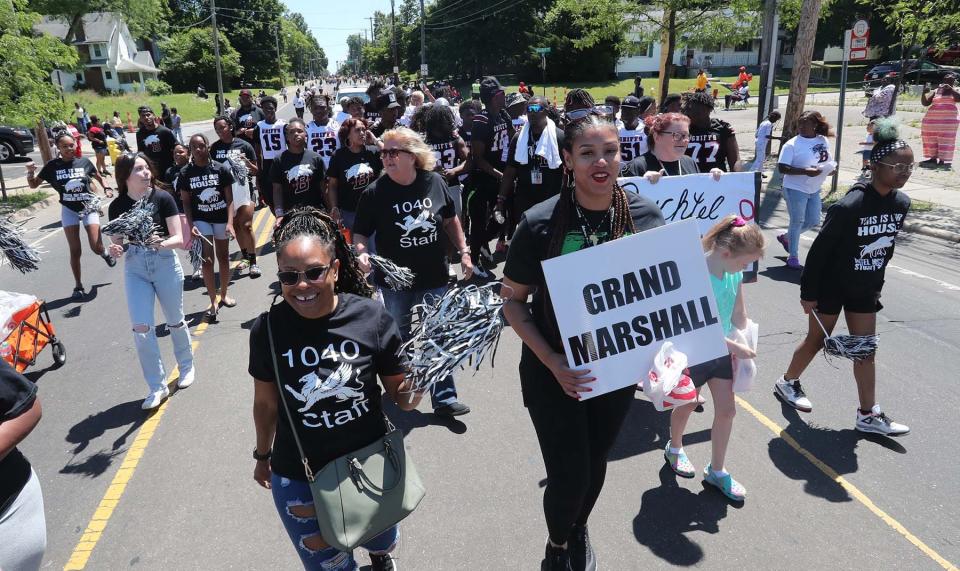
[265,306,426,552]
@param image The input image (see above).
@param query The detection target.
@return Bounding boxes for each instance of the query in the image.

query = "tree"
[159,26,242,92]
[543,0,629,82]
[26,0,169,43]
[781,0,823,140]
[0,0,79,125]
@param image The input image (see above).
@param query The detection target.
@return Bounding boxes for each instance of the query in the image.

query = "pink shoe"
[786,256,803,270]
[776,233,789,253]
[495,239,508,254]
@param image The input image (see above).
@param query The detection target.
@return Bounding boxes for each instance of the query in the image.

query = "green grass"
[502,74,836,104]
[0,190,50,214]
[68,86,284,125]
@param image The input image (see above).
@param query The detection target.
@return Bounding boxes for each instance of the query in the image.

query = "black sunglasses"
[382,148,412,159]
[276,265,331,286]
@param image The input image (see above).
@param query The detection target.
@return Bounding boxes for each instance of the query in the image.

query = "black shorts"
[688,355,733,388]
[816,289,883,314]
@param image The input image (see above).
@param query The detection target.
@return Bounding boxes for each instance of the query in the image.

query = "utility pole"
[274,23,282,85]
[831,29,851,194]
[210,0,224,112]
[757,0,779,125]
[419,0,426,79]
[781,0,823,141]
[367,16,375,44]
[391,0,399,74]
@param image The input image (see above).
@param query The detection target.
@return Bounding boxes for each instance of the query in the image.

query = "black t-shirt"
[327,148,382,212]
[686,118,736,173]
[506,129,565,211]
[108,188,180,238]
[364,101,381,124]
[503,192,665,404]
[622,151,700,177]
[210,138,257,181]
[354,170,456,290]
[37,157,98,212]
[231,105,265,144]
[176,161,235,224]
[0,360,37,514]
[270,149,327,210]
[247,295,407,479]
[136,125,178,175]
[472,109,512,181]
[162,165,186,213]
[801,183,911,301]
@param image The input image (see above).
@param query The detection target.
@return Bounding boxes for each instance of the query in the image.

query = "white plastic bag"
[0,291,38,340]
[643,342,698,411]
[732,319,758,393]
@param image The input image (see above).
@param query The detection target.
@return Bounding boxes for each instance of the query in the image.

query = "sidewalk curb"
[6,193,57,222]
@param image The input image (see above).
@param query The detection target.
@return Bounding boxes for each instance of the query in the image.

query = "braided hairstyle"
[539,115,636,347]
[564,88,595,112]
[272,207,374,297]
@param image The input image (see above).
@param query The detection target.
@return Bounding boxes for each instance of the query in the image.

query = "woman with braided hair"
[249,207,423,571]
[501,114,664,571]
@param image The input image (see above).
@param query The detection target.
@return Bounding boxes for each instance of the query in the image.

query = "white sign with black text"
[541,219,729,400]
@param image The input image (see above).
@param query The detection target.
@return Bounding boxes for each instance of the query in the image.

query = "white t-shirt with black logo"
[779,134,835,194]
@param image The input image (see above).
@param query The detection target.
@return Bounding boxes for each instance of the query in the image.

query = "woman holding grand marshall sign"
[501,113,664,571]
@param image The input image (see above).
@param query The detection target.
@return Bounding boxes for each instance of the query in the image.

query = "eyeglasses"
[876,161,916,174]
[382,148,412,159]
[527,104,544,113]
[661,131,690,142]
[276,265,331,286]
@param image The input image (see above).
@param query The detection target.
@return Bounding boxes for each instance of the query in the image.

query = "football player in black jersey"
[682,91,741,173]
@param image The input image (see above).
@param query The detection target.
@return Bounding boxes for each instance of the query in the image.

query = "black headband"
[870,139,909,163]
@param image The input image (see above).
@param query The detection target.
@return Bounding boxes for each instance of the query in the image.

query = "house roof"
[35,12,119,44]
[116,52,159,74]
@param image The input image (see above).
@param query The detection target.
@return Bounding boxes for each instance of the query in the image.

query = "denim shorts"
[271,473,399,571]
[192,220,227,240]
[61,204,99,227]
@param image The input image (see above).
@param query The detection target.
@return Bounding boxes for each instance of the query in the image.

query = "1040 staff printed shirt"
[353,170,456,290]
[37,157,98,212]
[248,295,407,478]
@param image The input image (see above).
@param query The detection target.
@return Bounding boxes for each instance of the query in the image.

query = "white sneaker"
[774,376,813,412]
[141,386,170,410]
[856,405,910,436]
[177,367,195,389]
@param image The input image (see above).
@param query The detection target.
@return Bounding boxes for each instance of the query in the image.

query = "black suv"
[0,125,35,162]
[864,60,957,95]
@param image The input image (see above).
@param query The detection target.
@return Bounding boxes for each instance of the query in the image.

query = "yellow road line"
[736,396,958,571]
[63,212,274,571]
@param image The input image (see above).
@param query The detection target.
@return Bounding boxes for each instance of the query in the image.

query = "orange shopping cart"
[1,291,66,372]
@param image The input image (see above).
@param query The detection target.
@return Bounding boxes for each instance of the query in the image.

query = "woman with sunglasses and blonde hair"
[353,127,474,417]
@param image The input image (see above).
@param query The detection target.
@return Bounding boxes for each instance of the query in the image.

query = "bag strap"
[264,301,318,482]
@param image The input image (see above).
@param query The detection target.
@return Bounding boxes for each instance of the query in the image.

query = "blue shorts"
[61,204,99,227]
[192,220,227,240]
[271,473,399,570]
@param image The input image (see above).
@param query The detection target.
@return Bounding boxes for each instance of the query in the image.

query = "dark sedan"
[863,60,958,95]
[0,125,35,162]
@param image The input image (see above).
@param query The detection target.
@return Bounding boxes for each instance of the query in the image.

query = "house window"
[701,42,721,53]
[631,41,653,58]
[119,72,139,84]
[735,40,752,53]
[76,73,83,82]
[104,71,112,80]
[93,44,103,58]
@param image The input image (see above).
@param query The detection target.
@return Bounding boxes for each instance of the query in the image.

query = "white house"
[35,13,160,93]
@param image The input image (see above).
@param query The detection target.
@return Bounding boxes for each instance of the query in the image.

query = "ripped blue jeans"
[271,473,399,570]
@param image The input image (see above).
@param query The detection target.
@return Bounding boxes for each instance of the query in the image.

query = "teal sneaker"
[664,440,696,478]
[703,463,746,501]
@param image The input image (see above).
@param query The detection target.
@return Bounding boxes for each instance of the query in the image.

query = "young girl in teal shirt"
[664,214,765,501]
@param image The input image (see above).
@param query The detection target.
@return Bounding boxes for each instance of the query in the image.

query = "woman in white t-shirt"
[776,111,837,269]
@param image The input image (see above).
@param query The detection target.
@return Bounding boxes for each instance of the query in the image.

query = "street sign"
[850,48,868,60]
[393,66,399,74]
[534,47,551,54]
[850,19,869,61]
[852,19,869,38]
[420,63,428,75]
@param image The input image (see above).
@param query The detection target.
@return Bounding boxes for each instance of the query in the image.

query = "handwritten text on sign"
[618,172,761,234]
[541,220,728,400]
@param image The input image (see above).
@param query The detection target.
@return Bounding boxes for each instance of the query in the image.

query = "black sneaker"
[569,525,596,571]
[102,252,117,267]
[370,552,397,571]
[434,401,470,417]
[72,286,86,300]
[541,543,573,571]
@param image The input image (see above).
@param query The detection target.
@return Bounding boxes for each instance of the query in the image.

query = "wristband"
[275,208,285,217]
[253,448,272,461]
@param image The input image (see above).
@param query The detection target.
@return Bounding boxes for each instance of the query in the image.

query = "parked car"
[864,60,957,95]
[0,125,35,163]
[928,45,960,66]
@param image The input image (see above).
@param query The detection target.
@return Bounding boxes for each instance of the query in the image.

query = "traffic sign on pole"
[850,19,869,61]
[534,47,551,54]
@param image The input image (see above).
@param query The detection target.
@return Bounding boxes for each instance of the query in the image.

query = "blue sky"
[284,0,390,73]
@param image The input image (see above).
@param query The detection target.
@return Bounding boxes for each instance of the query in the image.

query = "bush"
[145,79,173,95]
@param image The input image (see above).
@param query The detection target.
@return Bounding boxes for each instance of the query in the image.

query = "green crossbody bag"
[266,307,426,552]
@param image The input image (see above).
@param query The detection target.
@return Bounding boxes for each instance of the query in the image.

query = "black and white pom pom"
[188,236,205,273]
[79,193,102,218]
[369,254,415,290]
[101,197,159,245]
[812,312,879,362]
[399,283,506,394]
[0,217,42,273]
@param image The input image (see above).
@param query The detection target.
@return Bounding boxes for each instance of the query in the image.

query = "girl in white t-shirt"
[776,111,837,269]
[751,110,781,172]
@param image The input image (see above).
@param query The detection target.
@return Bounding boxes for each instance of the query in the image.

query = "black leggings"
[524,360,635,544]
[467,179,500,262]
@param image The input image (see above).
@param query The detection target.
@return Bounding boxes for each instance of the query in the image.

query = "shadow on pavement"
[382,397,467,435]
[758,261,802,285]
[767,400,906,503]
[632,464,733,566]
[44,282,111,312]
[61,400,150,477]
[757,185,783,227]
[609,397,711,462]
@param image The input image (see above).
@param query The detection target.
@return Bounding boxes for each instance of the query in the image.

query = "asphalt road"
[6,95,960,571]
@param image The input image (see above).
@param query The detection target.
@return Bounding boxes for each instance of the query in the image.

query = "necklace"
[573,195,613,247]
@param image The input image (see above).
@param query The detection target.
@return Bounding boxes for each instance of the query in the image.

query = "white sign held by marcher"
[541,219,729,400]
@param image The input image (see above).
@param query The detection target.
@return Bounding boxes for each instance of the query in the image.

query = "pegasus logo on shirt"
[859,236,895,259]
[143,134,160,151]
[285,363,364,413]
[64,179,86,193]
[286,163,314,193]
[345,162,375,190]
[395,210,436,237]
[811,142,830,163]
[198,187,220,203]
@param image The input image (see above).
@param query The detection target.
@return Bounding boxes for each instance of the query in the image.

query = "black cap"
[621,95,641,108]
[376,88,401,110]
[479,76,503,101]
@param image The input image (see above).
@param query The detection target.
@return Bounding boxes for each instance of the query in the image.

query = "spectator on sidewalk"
[919,73,960,171]
[86,116,110,176]
[632,74,644,98]
[73,102,88,134]
[863,76,897,120]
[695,69,709,93]
[109,111,125,138]
[751,110,782,172]
[160,103,173,129]
[170,108,183,144]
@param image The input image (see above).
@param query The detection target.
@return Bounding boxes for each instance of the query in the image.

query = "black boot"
[541,542,573,571]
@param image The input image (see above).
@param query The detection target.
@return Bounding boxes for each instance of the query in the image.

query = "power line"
[426,0,475,19]
[425,0,518,30]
